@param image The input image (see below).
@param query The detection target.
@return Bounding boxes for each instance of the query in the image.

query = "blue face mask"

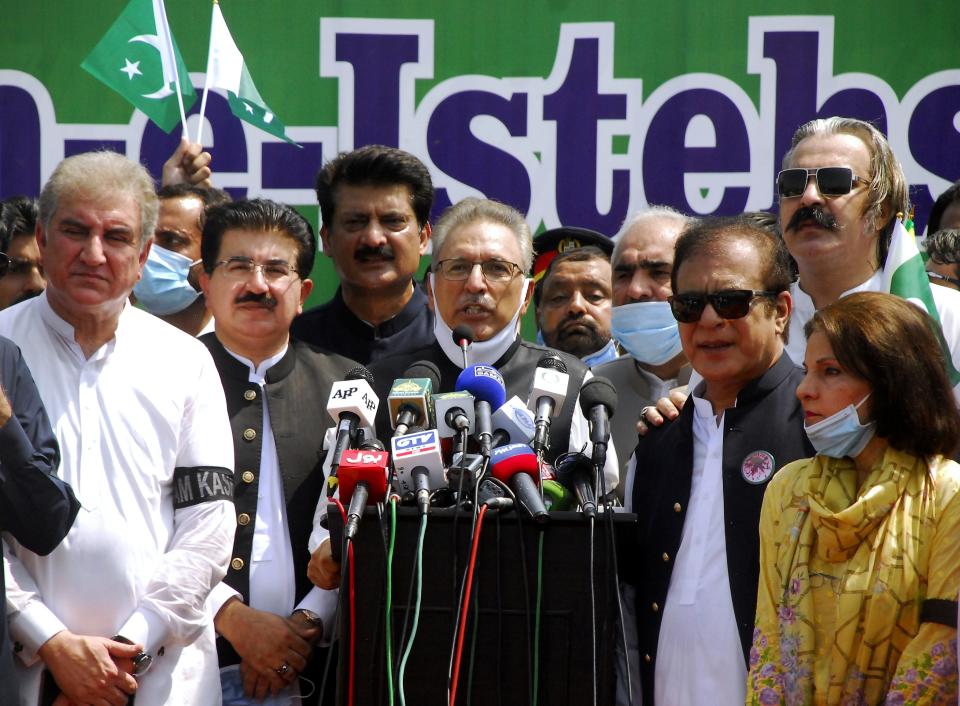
[581,338,619,367]
[804,393,876,458]
[610,301,683,365]
[133,245,201,316]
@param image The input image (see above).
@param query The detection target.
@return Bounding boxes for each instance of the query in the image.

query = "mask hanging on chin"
[803,393,876,458]
[133,245,202,316]
[610,300,683,365]
[431,273,531,368]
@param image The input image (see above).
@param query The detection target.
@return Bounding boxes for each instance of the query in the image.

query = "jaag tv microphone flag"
[388,360,440,437]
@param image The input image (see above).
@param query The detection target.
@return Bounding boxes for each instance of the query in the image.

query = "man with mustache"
[0,197,45,309]
[291,145,434,365]
[777,117,960,385]
[199,199,357,705]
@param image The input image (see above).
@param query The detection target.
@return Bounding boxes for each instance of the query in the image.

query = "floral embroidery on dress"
[885,638,959,705]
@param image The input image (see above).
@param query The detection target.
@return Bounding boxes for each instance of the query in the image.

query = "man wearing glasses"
[198,199,357,705]
[0,151,235,706]
[0,197,45,309]
[630,216,813,706]
[777,117,960,387]
[368,197,619,492]
[926,229,960,292]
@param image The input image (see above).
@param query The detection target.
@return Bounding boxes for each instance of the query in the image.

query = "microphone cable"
[588,514,597,706]
[318,498,355,706]
[448,503,489,706]
[384,497,398,706]
[398,503,428,706]
[532,529,545,706]
[447,466,482,703]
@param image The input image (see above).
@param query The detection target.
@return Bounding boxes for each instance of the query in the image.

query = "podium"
[329,507,637,706]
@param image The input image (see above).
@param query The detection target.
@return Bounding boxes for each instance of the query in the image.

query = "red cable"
[449,504,488,706]
[332,498,355,706]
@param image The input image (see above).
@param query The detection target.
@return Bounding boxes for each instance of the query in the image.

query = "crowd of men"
[0,116,958,706]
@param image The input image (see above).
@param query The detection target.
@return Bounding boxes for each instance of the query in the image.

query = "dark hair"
[158,182,232,209]
[315,145,433,230]
[805,291,960,458]
[534,245,609,307]
[926,228,960,266]
[672,215,794,302]
[0,196,38,252]
[201,198,316,277]
[928,180,960,236]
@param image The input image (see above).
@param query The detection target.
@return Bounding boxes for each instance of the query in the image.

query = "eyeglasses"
[0,253,10,278]
[213,256,299,283]
[927,270,960,290]
[434,258,523,282]
[776,167,871,199]
[669,289,779,323]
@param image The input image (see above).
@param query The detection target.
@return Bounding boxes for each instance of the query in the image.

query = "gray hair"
[612,205,694,264]
[926,228,960,265]
[432,198,533,274]
[783,117,909,230]
[39,151,158,251]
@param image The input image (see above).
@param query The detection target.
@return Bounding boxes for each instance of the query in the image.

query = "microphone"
[452,324,474,368]
[491,395,536,449]
[388,360,440,437]
[578,376,617,471]
[455,365,507,457]
[326,367,379,496]
[391,428,445,514]
[527,355,569,455]
[554,452,597,519]
[340,439,390,541]
[490,444,549,524]
[433,391,476,438]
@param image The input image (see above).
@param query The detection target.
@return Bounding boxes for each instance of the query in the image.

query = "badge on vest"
[741,450,775,484]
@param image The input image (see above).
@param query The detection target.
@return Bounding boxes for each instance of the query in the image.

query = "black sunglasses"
[776,167,870,199]
[669,289,779,323]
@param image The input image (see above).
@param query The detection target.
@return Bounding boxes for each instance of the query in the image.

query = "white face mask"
[803,393,876,458]
[431,273,531,368]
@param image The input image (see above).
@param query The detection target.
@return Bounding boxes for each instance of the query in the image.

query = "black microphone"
[490,444,548,523]
[326,366,379,496]
[342,438,389,541]
[578,376,617,472]
[388,360,441,437]
[554,452,597,519]
[452,324,474,368]
[527,354,569,455]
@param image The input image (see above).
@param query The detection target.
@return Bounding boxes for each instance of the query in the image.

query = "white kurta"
[0,292,235,706]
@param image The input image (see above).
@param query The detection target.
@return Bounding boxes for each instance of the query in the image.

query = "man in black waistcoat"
[629,217,813,706]
[291,145,434,365]
[199,199,356,704]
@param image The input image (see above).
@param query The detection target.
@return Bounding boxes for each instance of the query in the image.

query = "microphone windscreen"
[554,451,593,488]
[537,353,568,375]
[403,360,442,391]
[346,365,375,386]
[456,365,507,409]
[579,376,617,419]
[489,443,539,482]
[452,324,475,347]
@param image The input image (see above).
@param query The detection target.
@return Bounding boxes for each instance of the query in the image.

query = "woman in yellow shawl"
[747,292,959,706]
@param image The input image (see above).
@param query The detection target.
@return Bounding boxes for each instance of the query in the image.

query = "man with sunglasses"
[198,199,357,705]
[368,197,619,491]
[630,216,813,706]
[0,197,45,309]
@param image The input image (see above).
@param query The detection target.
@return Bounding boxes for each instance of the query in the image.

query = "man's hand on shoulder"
[636,387,688,436]
[37,630,140,706]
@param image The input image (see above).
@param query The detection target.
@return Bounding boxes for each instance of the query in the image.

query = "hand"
[161,137,212,187]
[307,539,341,589]
[636,388,688,436]
[215,599,316,699]
[38,631,140,706]
[0,382,11,427]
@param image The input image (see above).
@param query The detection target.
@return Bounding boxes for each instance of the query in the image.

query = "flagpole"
[196,0,218,145]
[156,0,189,137]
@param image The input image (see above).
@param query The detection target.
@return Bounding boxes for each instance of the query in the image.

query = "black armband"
[919,598,959,629]
[173,466,235,509]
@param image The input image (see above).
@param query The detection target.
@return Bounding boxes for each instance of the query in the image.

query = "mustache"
[235,292,277,308]
[786,205,839,232]
[457,294,495,310]
[355,245,395,261]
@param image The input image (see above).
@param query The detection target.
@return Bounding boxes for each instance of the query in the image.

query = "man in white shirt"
[0,150,236,706]
[198,198,357,705]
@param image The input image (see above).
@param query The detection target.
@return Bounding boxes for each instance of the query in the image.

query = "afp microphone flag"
[81,0,195,133]
[201,1,297,145]
[882,215,960,384]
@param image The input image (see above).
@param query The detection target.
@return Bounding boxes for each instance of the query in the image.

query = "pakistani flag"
[81,0,195,133]
[882,216,960,384]
[201,2,297,145]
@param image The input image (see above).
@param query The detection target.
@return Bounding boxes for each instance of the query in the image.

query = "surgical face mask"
[431,273,531,368]
[804,393,876,458]
[581,338,618,367]
[610,301,682,365]
[133,245,201,316]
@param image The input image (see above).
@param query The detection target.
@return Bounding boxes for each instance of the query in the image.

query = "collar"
[793,268,882,314]
[223,343,289,384]
[38,290,121,362]
[329,281,428,338]
[691,351,797,407]
[203,333,298,384]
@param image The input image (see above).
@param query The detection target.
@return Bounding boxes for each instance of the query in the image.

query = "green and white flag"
[81,0,194,133]
[882,216,960,384]
[198,1,297,145]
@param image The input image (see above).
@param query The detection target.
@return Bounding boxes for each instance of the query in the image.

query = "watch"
[292,608,323,629]
[112,635,154,677]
